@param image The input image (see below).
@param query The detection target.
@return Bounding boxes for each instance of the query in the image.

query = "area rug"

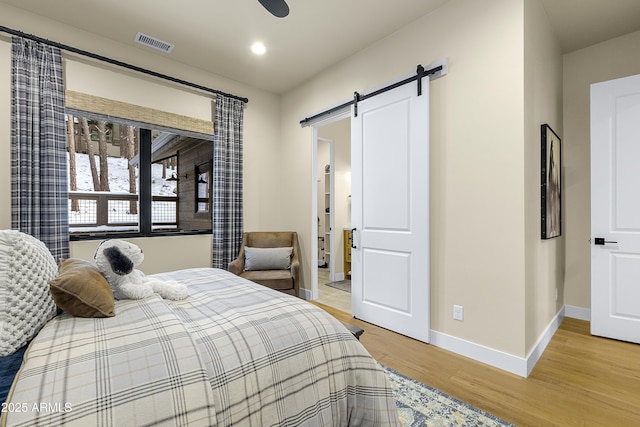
[382,365,515,427]
[325,279,351,293]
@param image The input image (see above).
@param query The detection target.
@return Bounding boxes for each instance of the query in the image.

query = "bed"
[0,231,399,426]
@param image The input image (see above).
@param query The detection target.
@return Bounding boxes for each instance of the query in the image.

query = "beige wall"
[523,0,564,351]
[563,30,640,311]
[281,0,531,357]
[65,59,214,122]
[0,3,283,273]
[70,235,213,275]
[0,0,597,365]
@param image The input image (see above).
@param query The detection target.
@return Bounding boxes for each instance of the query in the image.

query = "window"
[66,112,213,238]
[195,161,211,213]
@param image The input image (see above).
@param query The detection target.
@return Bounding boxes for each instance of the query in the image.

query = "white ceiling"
[1,0,640,94]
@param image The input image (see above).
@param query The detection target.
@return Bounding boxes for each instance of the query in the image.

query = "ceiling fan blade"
[257,0,289,18]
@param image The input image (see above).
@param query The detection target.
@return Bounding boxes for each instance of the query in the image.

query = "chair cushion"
[244,246,293,271]
[240,270,293,290]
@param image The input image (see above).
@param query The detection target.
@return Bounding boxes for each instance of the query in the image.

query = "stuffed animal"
[93,239,188,301]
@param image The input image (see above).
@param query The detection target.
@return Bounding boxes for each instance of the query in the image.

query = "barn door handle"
[351,228,357,249]
[594,237,617,245]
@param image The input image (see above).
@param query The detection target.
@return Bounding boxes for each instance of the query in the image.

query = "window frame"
[194,160,212,216]
[66,108,215,241]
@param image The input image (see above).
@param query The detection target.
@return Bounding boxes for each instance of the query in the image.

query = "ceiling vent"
[134,32,174,53]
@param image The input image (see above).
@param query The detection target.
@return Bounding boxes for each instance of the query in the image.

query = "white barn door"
[351,79,430,342]
[591,74,640,344]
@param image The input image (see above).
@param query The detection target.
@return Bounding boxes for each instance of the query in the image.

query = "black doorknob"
[594,237,618,245]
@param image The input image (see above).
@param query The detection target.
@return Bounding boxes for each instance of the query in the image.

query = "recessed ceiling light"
[251,42,266,55]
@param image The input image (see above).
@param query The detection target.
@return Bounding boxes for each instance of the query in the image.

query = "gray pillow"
[244,246,293,271]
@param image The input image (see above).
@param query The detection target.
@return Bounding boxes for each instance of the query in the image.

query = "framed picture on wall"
[541,124,562,239]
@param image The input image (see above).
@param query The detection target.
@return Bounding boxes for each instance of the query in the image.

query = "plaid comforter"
[2,268,399,426]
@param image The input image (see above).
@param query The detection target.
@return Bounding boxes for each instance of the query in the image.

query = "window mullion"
[139,128,152,235]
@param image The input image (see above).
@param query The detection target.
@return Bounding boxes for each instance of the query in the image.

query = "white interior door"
[591,73,640,344]
[351,79,429,342]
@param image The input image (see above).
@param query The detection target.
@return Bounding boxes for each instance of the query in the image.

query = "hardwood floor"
[315,303,640,427]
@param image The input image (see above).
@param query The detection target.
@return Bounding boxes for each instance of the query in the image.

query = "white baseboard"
[304,298,591,377]
[299,287,314,300]
[564,305,590,321]
[525,307,565,376]
[332,272,345,282]
[430,306,566,378]
[429,330,528,377]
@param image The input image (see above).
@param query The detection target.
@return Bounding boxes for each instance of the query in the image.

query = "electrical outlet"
[555,288,558,301]
[453,305,464,321]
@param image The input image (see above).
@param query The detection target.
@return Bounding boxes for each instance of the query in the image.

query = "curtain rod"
[299,62,445,126]
[0,25,249,104]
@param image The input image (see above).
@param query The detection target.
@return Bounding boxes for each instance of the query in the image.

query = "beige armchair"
[228,231,300,297]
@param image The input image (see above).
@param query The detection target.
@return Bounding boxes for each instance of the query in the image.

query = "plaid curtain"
[11,37,69,260]
[212,95,244,269]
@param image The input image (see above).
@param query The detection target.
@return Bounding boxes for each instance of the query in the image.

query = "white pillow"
[0,230,58,357]
[244,246,293,271]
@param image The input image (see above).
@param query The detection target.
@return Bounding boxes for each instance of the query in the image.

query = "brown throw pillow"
[49,259,115,318]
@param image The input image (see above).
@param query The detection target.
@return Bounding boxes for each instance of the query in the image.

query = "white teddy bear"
[93,239,188,301]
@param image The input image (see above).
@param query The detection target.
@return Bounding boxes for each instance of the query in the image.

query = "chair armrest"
[290,257,300,297]
[228,257,244,275]
[290,232,301,296]
[290,258,299,281]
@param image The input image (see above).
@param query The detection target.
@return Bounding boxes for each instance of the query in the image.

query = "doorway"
[305,61,442,341]
[312,116,352,313]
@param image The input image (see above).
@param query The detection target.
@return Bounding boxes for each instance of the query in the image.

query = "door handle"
[351,228,357,249]
[594,237,617,245]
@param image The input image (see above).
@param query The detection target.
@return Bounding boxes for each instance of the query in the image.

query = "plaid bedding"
[2,268,399,426]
